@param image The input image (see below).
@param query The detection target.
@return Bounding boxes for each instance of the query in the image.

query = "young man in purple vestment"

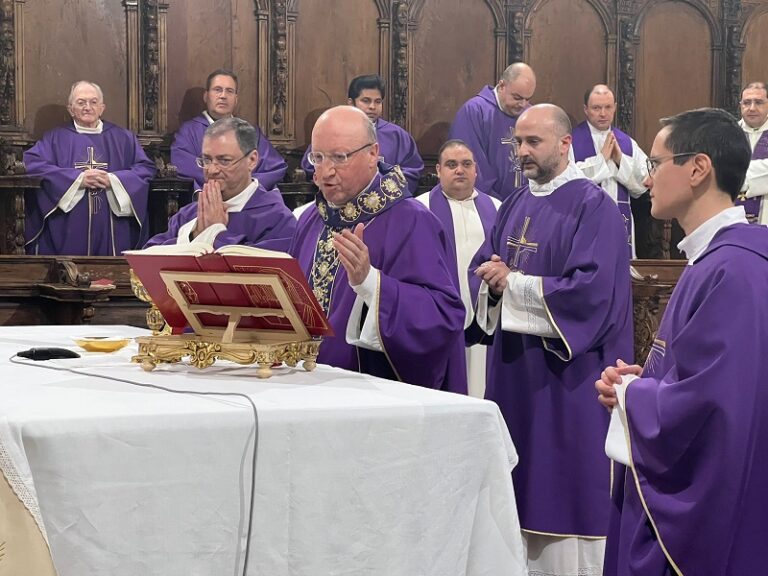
[24,81,156,256]
[290,105,466,392]
[416,139,500,398]
[471,104,633,575]
[449,62,536,201]
[145,118,295,251]
[735,81,768,224]
[171,69,287,191]
[597,108,768,575]
[570,84,649,257]
[300,74,424,194]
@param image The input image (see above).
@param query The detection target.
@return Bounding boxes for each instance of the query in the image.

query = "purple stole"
[571,121,633,253]
[737,131,768,222]
[426,185,497,288]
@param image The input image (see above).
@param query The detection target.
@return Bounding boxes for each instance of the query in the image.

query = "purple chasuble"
[171,115,287,190]
[449,86,528,201]
[24,121,156,256]
[470,178,633,536]
[144,185,296,252]
[736,131,768,222]
[604,223,768,576]
[289,165,467,393]
[572,121,634,255]
[301,118,424,194]
[426,184,497,289]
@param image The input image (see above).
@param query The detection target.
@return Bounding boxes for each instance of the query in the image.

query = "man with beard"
[471,104,633,575]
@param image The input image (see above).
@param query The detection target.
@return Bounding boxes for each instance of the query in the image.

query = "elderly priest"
[24,80,156,255]
[290,105,466,392]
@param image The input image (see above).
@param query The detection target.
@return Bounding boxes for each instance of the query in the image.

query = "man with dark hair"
[736,81,768,223]
[472,103,633,574]
[597,108,768,576]
[291,105,465,392]
[171,69,287,191]
[24,80,156,255]
[146,117,295,249]
[416,139,500,397]
[449,62,536,200]
[301,74,423,194]
[570,84,648,256]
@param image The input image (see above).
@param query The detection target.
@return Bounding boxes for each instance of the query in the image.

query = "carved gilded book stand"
[132,271,321,378]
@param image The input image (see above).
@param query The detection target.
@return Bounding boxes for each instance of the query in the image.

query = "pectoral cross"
[74,147,109,215]
[500,127,522,187]
[506,216,538,270]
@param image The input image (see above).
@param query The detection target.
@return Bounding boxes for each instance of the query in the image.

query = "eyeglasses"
[645,152,698,175]
[72,99,102,109]
[307,142,375,167]
[195,150,254,169]
[441,159,475,170]
[209,86,237,96]
[740,99,767,108]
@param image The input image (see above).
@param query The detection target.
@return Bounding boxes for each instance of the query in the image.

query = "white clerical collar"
[440,187,478,203]
[203,111,234,125]
[73,119,104,134]
[493,86,505,113]
[677,206,748,264]
[222,179,259,213]
[529,162,585,196]
[327,171,379,210]
[739,117,768,135]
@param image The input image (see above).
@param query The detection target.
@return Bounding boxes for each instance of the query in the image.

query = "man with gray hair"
[145,117,295,249]
[449,62,536,200]
[736,81,768,224]
[471,104,633,575]
[24,80,156,255]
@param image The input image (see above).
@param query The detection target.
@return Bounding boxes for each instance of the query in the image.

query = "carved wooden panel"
[528,0,609,126]
[293,0,380,146]
[411,0,496,155]
[742,8,768,91]
[635,2,713,151]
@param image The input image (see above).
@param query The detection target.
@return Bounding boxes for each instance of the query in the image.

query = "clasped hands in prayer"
[595,359,643,411]
[475,254,511,297]
[193,181,229,237]
[81,168,110,189]
[601,132,623,167]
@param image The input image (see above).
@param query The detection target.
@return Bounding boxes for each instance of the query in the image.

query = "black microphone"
[17,348,81,361]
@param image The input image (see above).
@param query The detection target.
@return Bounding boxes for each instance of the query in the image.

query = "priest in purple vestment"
[597,108,768,575]
[449,63,536,201]
[171,69,287,191]
[416,139,500,398]
[145,118,295,251]
[472,104,633,575]
[300,74,423,194]
[570,85,649,257]
[24,81,156,256]
[290,105,466,393]
[736,81,768,224]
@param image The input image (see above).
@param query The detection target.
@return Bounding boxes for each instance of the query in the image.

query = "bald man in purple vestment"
[145,118,295,251]
[736,81,768,224]
[598,108,768,575]
[24,81,156,256]
[449,63,536,201]
[300,74,423,194]
[171,69,287,191]
[290,105,466,393]
[472,104,633,575]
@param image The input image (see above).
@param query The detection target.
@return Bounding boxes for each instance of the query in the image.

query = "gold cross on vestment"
[500,127,522,187]
[506,216,538,269]
[74,147,109,172]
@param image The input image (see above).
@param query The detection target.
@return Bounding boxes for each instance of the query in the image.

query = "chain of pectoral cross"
[74,146,109,215]
[506,216,538,270]
[500,127,522,188]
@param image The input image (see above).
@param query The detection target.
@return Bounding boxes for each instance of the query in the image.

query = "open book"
[124,243,333,340]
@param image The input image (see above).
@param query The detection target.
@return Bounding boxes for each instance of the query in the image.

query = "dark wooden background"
[0,0,766,258]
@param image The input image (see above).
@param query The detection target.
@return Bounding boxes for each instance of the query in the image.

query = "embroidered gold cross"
[500,127,522,187]
[506,216,538,269]
[75,147,109,215]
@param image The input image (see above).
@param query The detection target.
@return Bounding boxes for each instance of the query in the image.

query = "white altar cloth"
[0,325,525,575]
